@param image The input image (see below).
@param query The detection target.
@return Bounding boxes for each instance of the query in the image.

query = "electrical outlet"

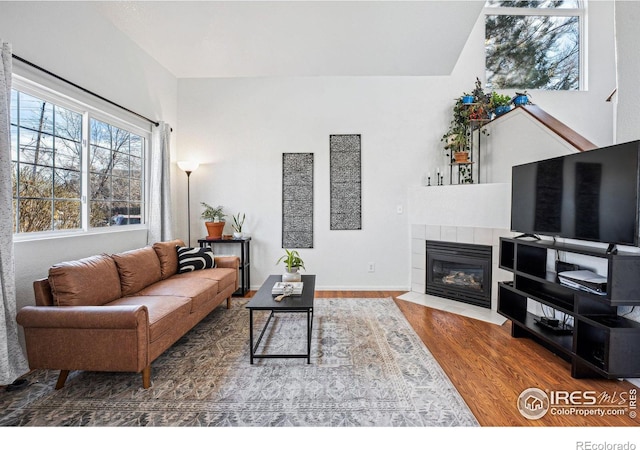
[368,262,375,272]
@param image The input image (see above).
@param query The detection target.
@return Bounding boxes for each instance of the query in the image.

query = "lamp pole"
[177,161,199,247]
[185,170,192,246]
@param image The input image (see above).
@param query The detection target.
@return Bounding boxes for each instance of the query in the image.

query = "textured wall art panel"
[282,153,314,248]
[330,134,361,230]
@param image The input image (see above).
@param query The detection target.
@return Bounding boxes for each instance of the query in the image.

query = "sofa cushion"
[174,267,236,294]
[135,278,219,313]
[108,295,192,343]
[48,254,122,307]
[112,247,162,296]
[177,246,216,273]
[152,239,185,279]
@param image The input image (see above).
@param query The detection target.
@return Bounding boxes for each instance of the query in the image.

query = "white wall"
[176,2,618,290]
[178,76,454,290]
[481,109,581,183]
[0,2,178,312]
[615,0,640,143]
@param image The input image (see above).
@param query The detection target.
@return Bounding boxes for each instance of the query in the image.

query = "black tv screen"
[511,140,640,246]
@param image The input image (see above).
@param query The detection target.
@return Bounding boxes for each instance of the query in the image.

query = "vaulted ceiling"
[94,1,485,78]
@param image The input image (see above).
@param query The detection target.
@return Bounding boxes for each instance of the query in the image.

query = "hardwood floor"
[292,290,640,426]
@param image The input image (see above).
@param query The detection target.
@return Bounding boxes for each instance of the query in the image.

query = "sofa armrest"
[215,256,240,292]
[214,255,240,270]
[16,305,150,373]
[16,305,148,329]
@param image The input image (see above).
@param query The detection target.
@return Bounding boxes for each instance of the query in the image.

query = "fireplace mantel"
[408,183,511,229]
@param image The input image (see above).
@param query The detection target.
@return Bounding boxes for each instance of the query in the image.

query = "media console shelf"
[498,237,640,379]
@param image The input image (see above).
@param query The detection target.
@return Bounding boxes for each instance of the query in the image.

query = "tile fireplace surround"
[403,183,514,325]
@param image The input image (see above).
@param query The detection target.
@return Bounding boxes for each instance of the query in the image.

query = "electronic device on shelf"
[533,316,573,335]
[558,270,607,295]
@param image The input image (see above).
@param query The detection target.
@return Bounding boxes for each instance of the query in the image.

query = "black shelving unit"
[198,237,251,296]
[497,236,640,379]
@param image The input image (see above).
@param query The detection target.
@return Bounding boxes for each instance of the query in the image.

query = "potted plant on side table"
[276,249,305,282]
[231,212,245,239]
[201,202,226,239]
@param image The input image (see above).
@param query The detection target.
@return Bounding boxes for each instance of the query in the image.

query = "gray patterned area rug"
[1,298,478,427]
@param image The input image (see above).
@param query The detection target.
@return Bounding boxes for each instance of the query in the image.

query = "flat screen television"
[511,140,640,247]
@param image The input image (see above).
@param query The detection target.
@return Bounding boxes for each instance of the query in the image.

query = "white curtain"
[0,41,29,384]
[147,121,174,244]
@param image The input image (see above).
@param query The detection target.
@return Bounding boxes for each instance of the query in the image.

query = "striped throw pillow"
[176,246,216,273]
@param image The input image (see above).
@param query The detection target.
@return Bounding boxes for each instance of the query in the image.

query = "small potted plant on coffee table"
[276,249,305,282]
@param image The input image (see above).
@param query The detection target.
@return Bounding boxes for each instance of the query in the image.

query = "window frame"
[484,1,588,91]
[11,75,151,241]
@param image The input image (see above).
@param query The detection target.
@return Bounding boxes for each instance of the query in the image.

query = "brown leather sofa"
[16,239,239,390]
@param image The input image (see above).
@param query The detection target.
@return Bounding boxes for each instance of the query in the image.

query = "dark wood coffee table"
[246,274,316,364]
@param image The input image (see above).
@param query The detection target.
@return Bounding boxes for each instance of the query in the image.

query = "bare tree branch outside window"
[11,91,82,232]
[485,0,581,91]
[11,89,145,233]
[89,118,144,228]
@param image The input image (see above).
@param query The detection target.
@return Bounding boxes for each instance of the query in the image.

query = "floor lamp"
[177,161,199,246]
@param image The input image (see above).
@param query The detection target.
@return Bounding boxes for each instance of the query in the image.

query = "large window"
[11,83,147,235]
[485,1,585,91]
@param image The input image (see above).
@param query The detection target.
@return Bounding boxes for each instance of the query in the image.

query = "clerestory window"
[485,0,585,91]
[11,81,148,235]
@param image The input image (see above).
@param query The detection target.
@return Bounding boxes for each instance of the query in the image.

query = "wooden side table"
[198,237,251,296]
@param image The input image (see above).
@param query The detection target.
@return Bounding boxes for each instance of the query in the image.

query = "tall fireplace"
[426,240,492,309]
